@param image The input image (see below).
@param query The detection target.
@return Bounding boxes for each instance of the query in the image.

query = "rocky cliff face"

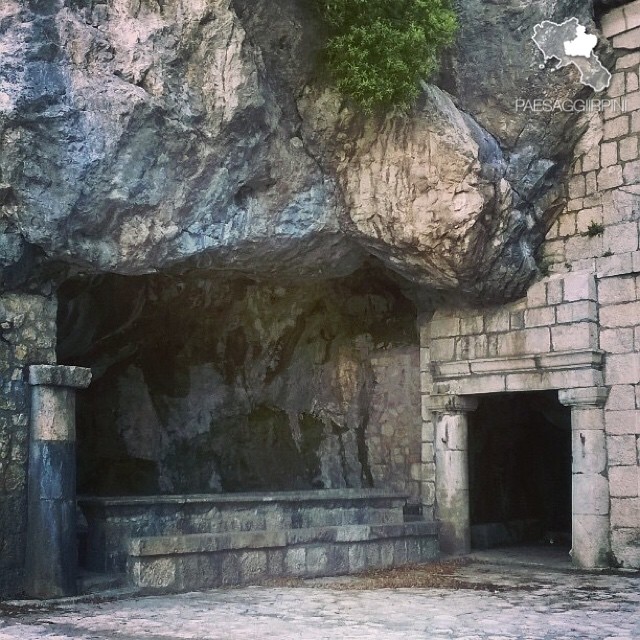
[57,267,422,499]
[0,0,608,301]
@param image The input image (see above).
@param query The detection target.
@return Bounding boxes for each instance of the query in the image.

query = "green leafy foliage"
[313,0,458,113]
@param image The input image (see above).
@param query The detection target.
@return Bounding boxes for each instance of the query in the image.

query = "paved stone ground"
[1,559,639,640]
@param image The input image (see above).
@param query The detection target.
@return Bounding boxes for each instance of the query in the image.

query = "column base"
[572,514,612,569]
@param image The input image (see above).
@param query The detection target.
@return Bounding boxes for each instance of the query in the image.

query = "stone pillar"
[24,365,92,599]
[559,387,611,569]
[431,395,478,555]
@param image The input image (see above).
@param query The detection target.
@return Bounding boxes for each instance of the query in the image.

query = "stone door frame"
[426,350,611,568]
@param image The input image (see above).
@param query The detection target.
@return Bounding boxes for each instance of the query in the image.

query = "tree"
[313,0,458,113]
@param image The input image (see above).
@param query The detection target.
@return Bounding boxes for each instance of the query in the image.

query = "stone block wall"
[602,0,640,50]
[547,13,640,567]
[368,346,422,504]
[0,294,57,596]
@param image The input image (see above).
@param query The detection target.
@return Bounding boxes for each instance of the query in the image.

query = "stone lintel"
[28,365,92,389]
[429,395,479,414]
[432,350,604,382]
[559,387,609,408]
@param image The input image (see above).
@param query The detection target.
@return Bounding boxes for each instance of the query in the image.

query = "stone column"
[431,395,478,555]
[559,387,610,569]
[24,365,92,599]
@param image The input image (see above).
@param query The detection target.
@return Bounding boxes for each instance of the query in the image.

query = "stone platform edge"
[79,489,409,508]
[127,523,440,593]
[128,522,439,556]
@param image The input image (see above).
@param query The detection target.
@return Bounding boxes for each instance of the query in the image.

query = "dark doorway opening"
[468,391,572,550]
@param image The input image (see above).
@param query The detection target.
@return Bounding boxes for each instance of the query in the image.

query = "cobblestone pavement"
[1,560,639,640]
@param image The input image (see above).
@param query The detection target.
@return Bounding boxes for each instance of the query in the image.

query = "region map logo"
[515,17,626,113]
[532,17,611,91]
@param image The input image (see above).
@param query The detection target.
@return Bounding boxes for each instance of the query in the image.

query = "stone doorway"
[431,387,611,569]
[468,392,572,552]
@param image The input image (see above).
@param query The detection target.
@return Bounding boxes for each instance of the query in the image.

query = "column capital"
[430,394,479,414]
[558,387,609,408]
[28,365,92,389]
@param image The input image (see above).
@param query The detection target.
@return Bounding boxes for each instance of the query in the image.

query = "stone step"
[79,489,409,573]
[76,570,126,594]
[127,521,438,593]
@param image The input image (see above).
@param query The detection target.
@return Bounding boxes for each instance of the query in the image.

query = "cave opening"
[56,264,423,501]
[468,391,572,551]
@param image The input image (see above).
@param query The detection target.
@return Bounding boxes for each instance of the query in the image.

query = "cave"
[468,392,572,551]
[56,264,423,501]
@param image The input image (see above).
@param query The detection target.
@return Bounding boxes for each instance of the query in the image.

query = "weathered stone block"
[623,159,640,184]
[547,214,582,238]
[606,385,637,411]
[606,354,640,386]
[526,281,547,308]
[602,5,627,38]
[421,418,434,442]
[563,272,597,302]
[576,207,603,235]
[240,550,267,581]
[617,51,640,69]
[583,143,601,172]
[600,302,640,328]
[551,323,597,351]
[607,434,637,466]
[421,481,435,506]
[603,116,629,141]
[610,498,639,528]
[434,415,468,452]
[598,275,637,305]
[430,317,460,339]
[596,252,634,277]
[267,549,285,578]
[569,174,586,198]
[136,558,177,590]
[609,466,639,497]
[615,27,640,49]
[485,309,510,333]
[625,1,640,30]
[455,374,506,395]
[601,140,618,166]
[546,278,564,305]
[510,310,525,330]
[628,86,640,111]
[524,307,555,328]
[420,347,430,372]
[611,528,640,568]
[460,316,484,336]
[304,546,328,576]
[28,365,92,389]
[598,165,624,191]
[620,135,639,162]
[570,407,605,431]
[572,429,607,474]
[421,442,434,463]
[604,222,639,254]
[524,327,551,353]
[573,473,610,515]
[572,514,611,568]
[605,409,640,434]
[348,544,366,572]
[430,339,455,362]
[556,301,597,324]
[284,547,306,576]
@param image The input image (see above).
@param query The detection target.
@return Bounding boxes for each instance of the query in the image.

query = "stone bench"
[79,489,410,572]
[127,521,439,593]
